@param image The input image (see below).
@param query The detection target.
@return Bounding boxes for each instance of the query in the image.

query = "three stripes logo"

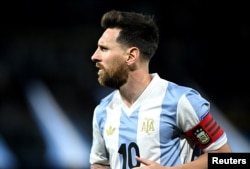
[106,126,116,136]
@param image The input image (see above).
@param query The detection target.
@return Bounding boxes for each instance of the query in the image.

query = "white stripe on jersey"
[89,73,227,169]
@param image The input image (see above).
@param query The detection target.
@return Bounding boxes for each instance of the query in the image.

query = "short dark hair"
[101,10,159,60]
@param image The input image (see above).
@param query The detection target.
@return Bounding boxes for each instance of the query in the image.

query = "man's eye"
[100,47,107,51]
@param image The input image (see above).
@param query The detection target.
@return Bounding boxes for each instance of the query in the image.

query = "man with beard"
[89,10,231,169]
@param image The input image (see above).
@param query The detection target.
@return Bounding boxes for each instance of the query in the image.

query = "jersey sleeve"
[89,107,109,166]
[177,90,227,151]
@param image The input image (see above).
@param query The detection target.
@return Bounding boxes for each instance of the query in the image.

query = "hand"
[132,156,169,169]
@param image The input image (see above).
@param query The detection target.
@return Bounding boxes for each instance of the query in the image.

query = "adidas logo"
[106,126,116,136]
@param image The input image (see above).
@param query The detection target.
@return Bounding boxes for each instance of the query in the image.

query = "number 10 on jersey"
[118,142,141,169]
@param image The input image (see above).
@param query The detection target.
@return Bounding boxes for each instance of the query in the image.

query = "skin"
[90,28,232,169]
[91,28,152,107]
[133,143,231,169]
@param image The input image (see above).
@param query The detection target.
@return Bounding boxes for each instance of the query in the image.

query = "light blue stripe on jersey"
[96,92,117,134]
[158,82,206,166]
[119,107,140,169]
[159,82,192,166]
[95,92,117,159]
[160,82,183,166]
[185,92,209,120]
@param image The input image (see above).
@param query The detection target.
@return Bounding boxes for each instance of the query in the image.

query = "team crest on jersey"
[141,118,155,135]
[106,126,116,136]
[193,127,210,145]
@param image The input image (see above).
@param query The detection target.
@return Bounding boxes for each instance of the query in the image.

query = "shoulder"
[154,73,194,95]
[94,90,119,113]
[99,90,118,105]
[175,85,210,131]
[154,73,205,106]
[164,80,200,102]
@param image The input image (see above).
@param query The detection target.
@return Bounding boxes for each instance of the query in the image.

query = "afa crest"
[141,118,155,135]
[193,127,210,145]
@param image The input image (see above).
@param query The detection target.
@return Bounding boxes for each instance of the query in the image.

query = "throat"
[119,73,152,108]
[120,93,138,108]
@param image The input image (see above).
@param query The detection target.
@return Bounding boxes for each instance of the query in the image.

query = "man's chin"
[98,69,104,75]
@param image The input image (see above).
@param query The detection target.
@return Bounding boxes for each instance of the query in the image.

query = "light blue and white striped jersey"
[89,73,227,169]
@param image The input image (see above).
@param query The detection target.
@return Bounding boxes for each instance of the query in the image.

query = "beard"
[97,62,129,89]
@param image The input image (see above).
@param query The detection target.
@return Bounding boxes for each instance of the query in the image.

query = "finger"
[135,156,152,166]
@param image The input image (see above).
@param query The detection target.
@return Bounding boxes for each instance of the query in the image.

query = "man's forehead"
[99,28,120,44]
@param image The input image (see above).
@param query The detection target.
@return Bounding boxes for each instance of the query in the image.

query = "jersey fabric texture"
[89,73,227,169]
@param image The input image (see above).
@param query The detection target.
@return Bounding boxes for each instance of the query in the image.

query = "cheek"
[105,52,127,68]
[114,60,127,72]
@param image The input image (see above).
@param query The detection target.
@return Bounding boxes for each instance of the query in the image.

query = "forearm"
[171,143,232,169]
[91,163,110,169]
[171,152,208,169]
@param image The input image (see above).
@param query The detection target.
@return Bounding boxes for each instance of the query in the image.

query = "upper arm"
[207,142,232,153]
[177,91,229,151]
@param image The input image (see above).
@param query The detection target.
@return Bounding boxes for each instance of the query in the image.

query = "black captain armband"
[185,112,224,149]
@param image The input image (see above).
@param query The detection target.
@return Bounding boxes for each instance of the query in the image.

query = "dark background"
[0,0,249,168]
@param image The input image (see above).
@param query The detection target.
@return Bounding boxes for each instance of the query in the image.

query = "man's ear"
[126,47,139,65]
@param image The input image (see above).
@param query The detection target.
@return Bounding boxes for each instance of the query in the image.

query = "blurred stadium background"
[0,0,249,168]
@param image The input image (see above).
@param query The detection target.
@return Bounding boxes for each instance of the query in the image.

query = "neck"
[119,70,152,107]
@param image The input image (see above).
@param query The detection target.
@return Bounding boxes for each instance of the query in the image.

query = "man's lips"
[96,64,104,74]
[96,63,104,70]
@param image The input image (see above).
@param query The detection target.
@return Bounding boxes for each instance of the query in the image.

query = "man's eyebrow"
[98,44,105,48]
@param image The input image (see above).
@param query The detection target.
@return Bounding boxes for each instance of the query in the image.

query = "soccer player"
[89,10,231,169]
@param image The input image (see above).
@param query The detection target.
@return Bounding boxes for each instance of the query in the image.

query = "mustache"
[96,63,104,69]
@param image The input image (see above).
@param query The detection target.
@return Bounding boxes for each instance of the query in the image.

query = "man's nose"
[91,50,100,62]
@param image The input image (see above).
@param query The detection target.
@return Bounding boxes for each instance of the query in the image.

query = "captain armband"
[185,112,224,149]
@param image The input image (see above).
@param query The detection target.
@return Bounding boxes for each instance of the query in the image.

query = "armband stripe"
[212,126,221,136]
[207,121,217,132]
[204,117,213,128]
[185,112,224,149]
